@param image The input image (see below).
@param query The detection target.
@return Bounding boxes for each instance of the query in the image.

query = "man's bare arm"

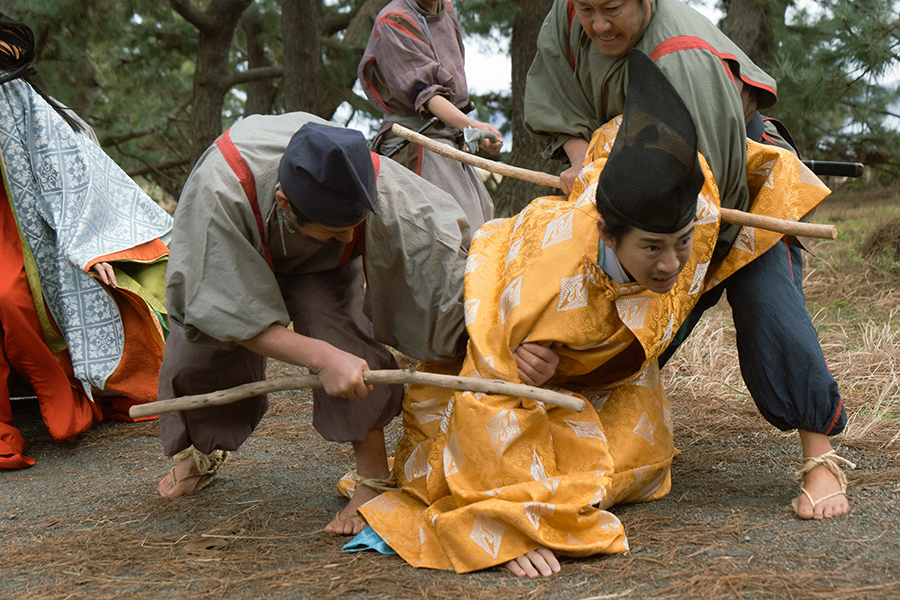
[559,137,590,196]
[426,95,503,154]
[239,324,372,399]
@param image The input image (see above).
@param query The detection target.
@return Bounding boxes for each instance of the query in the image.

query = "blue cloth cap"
[279,122,377,227]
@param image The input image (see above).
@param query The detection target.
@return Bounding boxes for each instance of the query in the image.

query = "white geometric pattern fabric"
[616,297,649,330]
[410,397,444,425]
[0,79,172,392]
[557,274,588,311]
[439,398,454,434]
[565,419,606,440]
[530,450,547,481]
[470,516,505,558]
[542,210,574,249]
[403,445,430,481]
[688,260,710,295]
[633,412,656,445]
[733,226,756,254]
[574,182,597,208]
[478,355,497,377]
[443,432,462,476]
[585,390,612,412]
[365,494,403,514]
[590,484,609,506]
[464,298,480,326]
[798,162,828,188]
[630,362,659,389]
[695,192,719,225]
[752,159,776,189]
[505,237,523,266]
[486,409,521,454]
[661,313,674,343]
[541,477,560,493]
[524,502,555,530]
[576,161,595,191]
[465,253,485,274]
[499,276,523,323]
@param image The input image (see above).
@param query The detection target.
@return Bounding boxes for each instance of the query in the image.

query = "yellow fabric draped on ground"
[358,118,831,573]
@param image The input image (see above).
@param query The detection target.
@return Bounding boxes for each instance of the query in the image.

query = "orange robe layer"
[0,184,99,468]
[0,176,168,470]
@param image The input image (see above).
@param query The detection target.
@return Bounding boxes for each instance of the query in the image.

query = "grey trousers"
[158,257,404,456]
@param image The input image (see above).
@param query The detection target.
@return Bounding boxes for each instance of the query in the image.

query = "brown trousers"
[158,257,403,456]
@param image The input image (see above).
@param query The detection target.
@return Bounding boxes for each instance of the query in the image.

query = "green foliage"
[5,0,898,201]
[761,0,900,176]
[14,0,199,198]
[453,0,519,38]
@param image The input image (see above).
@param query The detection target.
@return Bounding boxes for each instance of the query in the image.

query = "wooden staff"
[128,369,586,419]
[391,123,838,240]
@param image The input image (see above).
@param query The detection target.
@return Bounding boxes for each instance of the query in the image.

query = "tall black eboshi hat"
[595,48,704,233]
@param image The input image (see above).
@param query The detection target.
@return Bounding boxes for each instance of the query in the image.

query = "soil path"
[2,358,899,600]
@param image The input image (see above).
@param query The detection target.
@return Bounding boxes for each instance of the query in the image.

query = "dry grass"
[665,188,900,448]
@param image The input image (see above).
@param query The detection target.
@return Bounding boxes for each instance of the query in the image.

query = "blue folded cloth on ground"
[342,526,397,554]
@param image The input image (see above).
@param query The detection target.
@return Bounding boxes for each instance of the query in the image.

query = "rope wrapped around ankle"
[349,470,398,494]
[172,446,231,492]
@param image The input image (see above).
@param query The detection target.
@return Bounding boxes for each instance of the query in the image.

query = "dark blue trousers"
[660,239,845,435]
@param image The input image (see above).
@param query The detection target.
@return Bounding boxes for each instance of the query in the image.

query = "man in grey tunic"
[358,0,501,229]
[157,112,472,535]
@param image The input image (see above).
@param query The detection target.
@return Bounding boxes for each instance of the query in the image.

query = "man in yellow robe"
[355,49,832,576]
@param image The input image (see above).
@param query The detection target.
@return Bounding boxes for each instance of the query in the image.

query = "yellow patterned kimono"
[358,117,831,573]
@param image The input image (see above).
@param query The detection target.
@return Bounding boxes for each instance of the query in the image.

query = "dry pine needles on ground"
[2,190,899,600]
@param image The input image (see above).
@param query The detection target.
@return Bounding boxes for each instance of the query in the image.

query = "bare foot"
[504,547,561,578]
[795,463,849,520]
[325,428,391,536]
[324,483,380,535]
[158,457,201,497]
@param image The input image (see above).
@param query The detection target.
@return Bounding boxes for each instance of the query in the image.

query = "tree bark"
[282,0,323,114]
[170,0,252,166]
[242,7,279,116]
[283,0,391,120]
[492,0,560,217]
[721,0,790,66]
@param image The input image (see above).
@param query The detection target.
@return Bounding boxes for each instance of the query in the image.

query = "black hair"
[288,202,314,227]
[276,185,315,227]
[596,193,633,245]
[0,13,85,134]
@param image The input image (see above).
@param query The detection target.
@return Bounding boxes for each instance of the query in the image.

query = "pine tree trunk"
[242,8,278,116]
[282,0,323,114]
[492,0,561,217]
[721,0,789,66]
[171,0,251,166]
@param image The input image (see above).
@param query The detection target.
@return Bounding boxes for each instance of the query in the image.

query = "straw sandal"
[169,446,231,494]
[791,450,856,515]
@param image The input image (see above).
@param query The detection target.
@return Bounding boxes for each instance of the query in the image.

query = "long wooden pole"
[391,124,838,241]
[128,369,586,419]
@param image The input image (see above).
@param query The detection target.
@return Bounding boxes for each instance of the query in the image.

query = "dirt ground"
[3,349,899,600]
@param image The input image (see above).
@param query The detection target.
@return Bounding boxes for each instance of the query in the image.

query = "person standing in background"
[359,0,502,229]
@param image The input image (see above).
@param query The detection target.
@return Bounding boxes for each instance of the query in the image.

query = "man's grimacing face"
[600,219,695,294]
[573,0,654,59]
